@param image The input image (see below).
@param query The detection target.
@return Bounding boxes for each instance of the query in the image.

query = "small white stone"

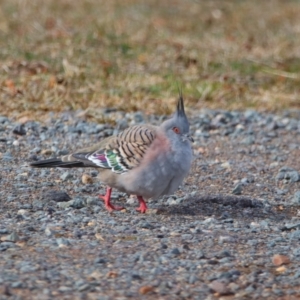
[221,161,231,169]
[17,209,29,216]
[167,197,178,205]
[250,221,260,228]
[19,172,28,177]
[270,162,279,168]
[126,195,136,204]
[13,140,19,146]
[203,217,216,224]
[45,227,55,237]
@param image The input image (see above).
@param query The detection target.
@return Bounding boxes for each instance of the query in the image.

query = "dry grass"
[1,0,300,121]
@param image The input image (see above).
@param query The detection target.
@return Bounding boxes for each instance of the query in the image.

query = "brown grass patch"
[0,0,300,121]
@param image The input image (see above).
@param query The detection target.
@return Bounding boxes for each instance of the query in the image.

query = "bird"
[30,94,193,213]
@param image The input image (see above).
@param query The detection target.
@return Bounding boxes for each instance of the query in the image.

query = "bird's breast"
[116,137,192,199]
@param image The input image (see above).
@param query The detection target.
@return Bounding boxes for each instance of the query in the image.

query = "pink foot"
[136,196,147,213]
[99,187,124,212]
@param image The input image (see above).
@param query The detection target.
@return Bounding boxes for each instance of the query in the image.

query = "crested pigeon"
[30,95,193,213]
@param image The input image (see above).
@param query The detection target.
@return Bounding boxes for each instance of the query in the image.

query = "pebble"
[219,236,236,244]
[12,140,19,146]
[45,226,55,237]
[0,116,9,123]
[209,280,231,295]
[60,172,73,181]
[31,147,41,154]
[232,183,243,195]
[57,148,69,155]
[202,217,216,224]
[170,248,181,256]
[11,282,23,288]
[289,230,300,240]
[139,286,154,295]
[292,190,300,205]
[70,197,86,209]
[82,173,93,184]
[0,242,16,250]
[56,238,71,248]
[276,266,287,273]
[2,152,13,161]
[166,197,180,205]
[282,222,300,230]
[1,231,19,242]
[12,124,26,136]
[17,209,30,216]
[57,200,74,209]
[276,167,300,183]
[41,149,53,155]
[58,286,72,293]
[43,191,71,202]
[86,197,100,206]
[272,254,290,266]
[0,228,9,234]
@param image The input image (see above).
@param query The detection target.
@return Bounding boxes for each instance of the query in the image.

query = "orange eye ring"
[172,127,180,134]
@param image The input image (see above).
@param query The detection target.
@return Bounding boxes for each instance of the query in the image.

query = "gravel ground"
[0,108,300,300]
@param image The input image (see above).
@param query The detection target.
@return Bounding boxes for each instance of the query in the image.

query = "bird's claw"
[136,196,147,213]
[99,193,124,212]
[136,207,147,213]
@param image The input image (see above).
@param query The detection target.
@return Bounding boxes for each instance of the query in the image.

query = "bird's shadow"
[158,194,296,221]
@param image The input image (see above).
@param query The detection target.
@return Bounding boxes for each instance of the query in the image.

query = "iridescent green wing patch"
[88,149,129,174]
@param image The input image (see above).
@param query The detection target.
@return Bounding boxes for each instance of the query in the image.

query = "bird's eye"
[172,127,180,134]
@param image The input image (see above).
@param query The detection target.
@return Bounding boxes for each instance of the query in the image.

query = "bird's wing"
[65,124,157,174]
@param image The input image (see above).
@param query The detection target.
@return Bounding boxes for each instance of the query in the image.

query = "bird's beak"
[188,135,194,143]
[184,134,194,143]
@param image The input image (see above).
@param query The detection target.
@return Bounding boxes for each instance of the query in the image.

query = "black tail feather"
[30,158,84,168]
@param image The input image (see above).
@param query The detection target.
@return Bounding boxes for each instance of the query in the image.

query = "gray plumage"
[30,95,193,213]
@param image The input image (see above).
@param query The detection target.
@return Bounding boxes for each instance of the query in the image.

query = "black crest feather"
[176,84,185,117]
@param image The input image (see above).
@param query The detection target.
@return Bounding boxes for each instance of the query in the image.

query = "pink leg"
[136,196,147,213]
[99,187,124,212]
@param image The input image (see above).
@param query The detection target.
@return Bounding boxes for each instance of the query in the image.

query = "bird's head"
[161,94,193,143]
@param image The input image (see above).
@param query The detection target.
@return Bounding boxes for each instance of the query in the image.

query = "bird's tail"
[30,158,84,168]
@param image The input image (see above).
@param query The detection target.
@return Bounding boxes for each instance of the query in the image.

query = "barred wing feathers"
[72,125,157,174]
